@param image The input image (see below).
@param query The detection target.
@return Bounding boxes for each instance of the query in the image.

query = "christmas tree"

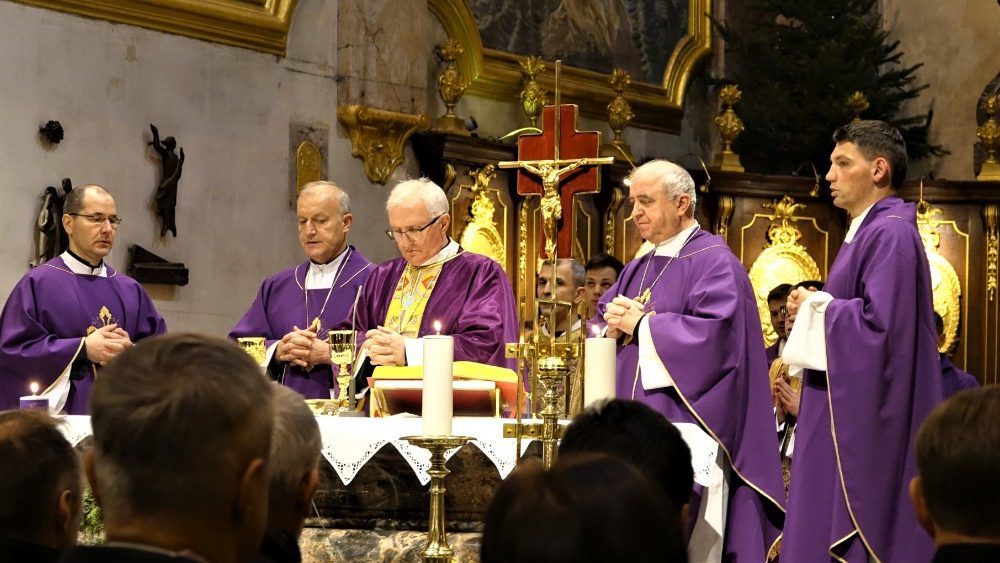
[716,0,946,175]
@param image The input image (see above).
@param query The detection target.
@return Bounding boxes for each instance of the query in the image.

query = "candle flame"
[433,320,442,335]
[30,382,39,395]
[592,325,601,337]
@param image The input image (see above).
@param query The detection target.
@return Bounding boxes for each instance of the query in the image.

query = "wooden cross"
[499,63,612,261]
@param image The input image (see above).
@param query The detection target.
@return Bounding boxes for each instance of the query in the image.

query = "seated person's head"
[481,452,687,563]
[910,387,1000,545]
[767,283,793,338]
[86,333,275,563]
[0,410,82,552]
[266,386,321,539]
[559,399,694,525]
[584,253,624,315]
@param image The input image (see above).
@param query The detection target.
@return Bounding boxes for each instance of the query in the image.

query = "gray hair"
[63,184,111,215]
[628,160,697,215]
[268,385,321,513]
[386,178,449,217]
[299,181,351,215]
[541,258,586,289]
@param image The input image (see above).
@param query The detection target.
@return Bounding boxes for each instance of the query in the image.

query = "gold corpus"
[712,84,745,172]
[604,185,624,254]
[600,69,635,162]
[977,95,1000,181]
[714,195,735,241]
[519,57,548,128]
[295,140,322,195]
[747,196,822,345]
[916,201,963,354]
[337,104,429,185]
[846,91,870,122]
[14,0,297,55]
[402,435,473,563]
[237,336,266,365]
[427,0,712,134]
[434,39,471,136]
[457,164,506,267]
[984,205,999,302]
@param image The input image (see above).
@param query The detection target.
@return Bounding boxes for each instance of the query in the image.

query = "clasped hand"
[277,326,331,369]
[603,295,646,339]
[85,324,133,365]
[362,326,405,366]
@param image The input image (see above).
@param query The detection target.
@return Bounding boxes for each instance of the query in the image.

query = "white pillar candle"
[584,336,617,408]
[422,334,454,436]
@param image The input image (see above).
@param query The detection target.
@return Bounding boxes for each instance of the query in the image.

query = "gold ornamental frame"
[427,0,712,134]
[14,0,298,55]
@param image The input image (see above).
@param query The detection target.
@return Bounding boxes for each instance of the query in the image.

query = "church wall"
[0,0,402,336]
[881,0,1000,180]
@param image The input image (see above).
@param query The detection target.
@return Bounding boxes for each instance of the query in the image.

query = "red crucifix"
[499,104,613,260]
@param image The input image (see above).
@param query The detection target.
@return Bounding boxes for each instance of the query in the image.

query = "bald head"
[63,184,112,216]
[298,181,351,216]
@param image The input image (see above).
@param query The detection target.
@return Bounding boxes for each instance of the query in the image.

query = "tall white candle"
[584,334,617,408]
[422,333,454,435]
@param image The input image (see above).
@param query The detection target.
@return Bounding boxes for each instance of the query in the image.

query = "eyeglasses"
[385,214,444,241]
[69,213,123,226]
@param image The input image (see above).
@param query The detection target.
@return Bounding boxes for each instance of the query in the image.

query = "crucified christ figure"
[510,158,599,261]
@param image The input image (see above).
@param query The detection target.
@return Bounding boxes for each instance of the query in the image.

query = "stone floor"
[300,528,481,563]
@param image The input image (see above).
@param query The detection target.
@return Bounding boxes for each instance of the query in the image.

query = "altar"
[60,415,725,562]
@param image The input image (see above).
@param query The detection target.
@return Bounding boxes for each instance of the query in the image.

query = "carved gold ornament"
[600,69,635,162]
[847,91,870,122]
[984,205,999,301]
[434,39,471,136]
[337,104,429,185]
[519,56,548,129]
[712,84,745,172]
[458,164,506,267]
[295,140,322,195]
[977,94,1000,181]
[917,200,962,354]
[748,196,821,345]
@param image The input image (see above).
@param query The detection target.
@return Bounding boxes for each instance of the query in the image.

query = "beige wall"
[882,0,1000,180]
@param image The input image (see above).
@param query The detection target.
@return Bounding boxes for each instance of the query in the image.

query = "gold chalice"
[327,330,356,413]
[237,337,266,365]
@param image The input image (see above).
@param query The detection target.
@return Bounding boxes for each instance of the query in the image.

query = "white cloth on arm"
[781,290,832,375]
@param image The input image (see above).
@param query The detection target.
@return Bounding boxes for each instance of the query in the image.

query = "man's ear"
[297,468,321,516]
[574,285,586,305]
[342,213,353,233]
[83,450,101,508]
[56,488,80,549]
[234,457,269,529]
[62,214,74,236]
[872,157,889,186]
[909,476,936,539]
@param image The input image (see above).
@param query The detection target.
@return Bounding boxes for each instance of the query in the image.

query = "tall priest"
[601,160,784,561]
[356,178,518,377]
[230,181,373,399]
[0,185,166,414]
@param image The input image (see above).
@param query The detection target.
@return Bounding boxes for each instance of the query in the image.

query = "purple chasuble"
[229,247,373,399]
[783,197,943,562]
[356,249,518,370]
[766,340,781,366]
[599,228,785,561]
[0,257,166,414]
[940,356,979,398]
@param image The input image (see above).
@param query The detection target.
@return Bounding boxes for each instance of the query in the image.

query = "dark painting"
[467,0,687,85]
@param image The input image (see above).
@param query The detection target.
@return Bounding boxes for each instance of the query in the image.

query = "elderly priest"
[0,185,166,414]
[356,178,518,375]
[230,181,373,399]
[601,160,784,561]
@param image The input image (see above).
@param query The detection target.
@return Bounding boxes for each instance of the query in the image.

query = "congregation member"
[601,160,784,561]
[62,334,274,563]
[910,387,1000,563]
[0,410,82,563]
[583,253,623,319]
[534,258,586,416]
[481,452,687,563]
[230,181,372,399]
[782,120,943,561]
[0,185,166,414]
[356,178,518,373]
[934,313,979,398]
[257,386,322,563]
[765,283,792,366]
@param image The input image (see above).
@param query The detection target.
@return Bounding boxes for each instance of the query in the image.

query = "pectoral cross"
[499,61,613,263]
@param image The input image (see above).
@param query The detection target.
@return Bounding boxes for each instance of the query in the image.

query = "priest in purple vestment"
[0,185,166,414]
[601,160,784,561]
[782,120,943,562]
[356,178,518,379]
[229,181,373,399]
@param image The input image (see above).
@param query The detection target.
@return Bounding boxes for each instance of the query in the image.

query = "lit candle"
[422,328,453,436]
[584,326,617,408]
[434,320,442,336]
[19,382,49,411]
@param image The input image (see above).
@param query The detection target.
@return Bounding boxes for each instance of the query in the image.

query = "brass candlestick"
[237,337,266,365]
[519,56,547,129]
[978,94,1000,181]
[327,330,361,416]
[600,68,634,162]
[402,435,473,563]
[713,84,745,173]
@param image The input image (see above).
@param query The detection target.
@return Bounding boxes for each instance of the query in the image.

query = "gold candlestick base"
[402,435,473,563]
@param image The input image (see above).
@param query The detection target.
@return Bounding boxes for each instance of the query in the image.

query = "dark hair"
[481,453,687,563]
[916,387,1000,539]
[89,333,274,520]
[933,312,944,338]
[832,120,907,189]
[585,253,624,276]
[559,399,694,515]
[0,410,81,540]
[794,280,824,291]
[62,184,110,215]
[767,283,793,302]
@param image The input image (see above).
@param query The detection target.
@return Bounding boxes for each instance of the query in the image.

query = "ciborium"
[402,435,473,563]
[327,330,361,416]
[237,337,266,365]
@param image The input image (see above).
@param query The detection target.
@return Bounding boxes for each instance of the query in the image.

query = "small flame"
[433,320,442,335]
[30,382,39,396]
[592,325,602,337]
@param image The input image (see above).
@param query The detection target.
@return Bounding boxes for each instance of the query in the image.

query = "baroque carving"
[917,201,962,353]
[984,204,999,301]
[458,164,506,268]
[434,39,471,136]
[712,84,745,172]
[337,104,429,185]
